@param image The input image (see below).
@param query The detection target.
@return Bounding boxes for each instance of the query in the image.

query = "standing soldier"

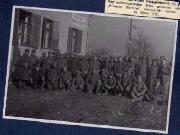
[18,49,31,89]
[147,59,158,91]
[46,61,59,90]
[131,75,147,102]
[158,58,171,101]
[11,46,20,83]
[85,70,101,94]
[115,57,124,78]
[29,49,38,68]
[89,56,100,72]
[136,58,147,83]
[71,71,84,92]
[107,58,115,73]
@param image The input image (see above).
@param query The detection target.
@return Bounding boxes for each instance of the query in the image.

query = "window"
[41,18,53,49]
[18,10,32,46]
[67,27,82,54]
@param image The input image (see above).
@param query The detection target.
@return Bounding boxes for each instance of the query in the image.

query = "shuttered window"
[41,18,53,49]
[17,10,32,46]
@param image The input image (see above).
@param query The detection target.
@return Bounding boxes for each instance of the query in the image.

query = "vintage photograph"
[3,6,178,133]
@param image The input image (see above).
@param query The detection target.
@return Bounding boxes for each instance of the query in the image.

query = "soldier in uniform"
[31,62,43,89]
[158,58,171,101]
[46,61,59,90]
[59,67,72,91]
[71,71,84,92]
[145,79,165,103]
[96,69,108,95]
[17,49,31,89]
[115,73,123,96]
[107,58,115,73]
[105,72,117,95]
[29,49,38,68]
[121,71,132,96]
[85,70,101,94]
[147,59,158,91]
[89,56,100,72]
[115,57,124,78]
[131,75,147,102]
[136,58,147,82]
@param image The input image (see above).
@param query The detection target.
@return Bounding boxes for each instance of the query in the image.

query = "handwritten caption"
[105,0,180,19]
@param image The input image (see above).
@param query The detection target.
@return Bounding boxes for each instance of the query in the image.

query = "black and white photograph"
[3,6,178,134]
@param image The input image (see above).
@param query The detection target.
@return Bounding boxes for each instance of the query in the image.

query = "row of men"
[11,48,172,102]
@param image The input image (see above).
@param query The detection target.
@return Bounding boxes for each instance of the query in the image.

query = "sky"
[88,15,177,58]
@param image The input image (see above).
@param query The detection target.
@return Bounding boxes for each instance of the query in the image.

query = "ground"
[5,84,167,131]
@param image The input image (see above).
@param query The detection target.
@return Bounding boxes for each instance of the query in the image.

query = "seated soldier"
[104,72,116,95]
[121,71,132,95]
[115,73,123,96]
[85,70,101,94]
[46,62,59,90]
[96,69,108,95]
[70,71,84,92]
[59,67,72,91]
[131,75,147,102]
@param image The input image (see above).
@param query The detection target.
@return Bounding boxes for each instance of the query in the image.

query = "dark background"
[0,0,180,135]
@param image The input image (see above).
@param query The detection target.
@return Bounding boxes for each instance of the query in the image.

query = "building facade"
[12,8,89,57]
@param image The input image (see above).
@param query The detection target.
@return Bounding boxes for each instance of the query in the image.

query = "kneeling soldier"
[105,72,116,95]
[59,67,72,91]
[71,71,84,92]
[115,74,123,96]
[122,71,132,96]
[131,75,147,102]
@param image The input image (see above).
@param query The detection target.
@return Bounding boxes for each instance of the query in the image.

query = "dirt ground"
[5,84,167,131]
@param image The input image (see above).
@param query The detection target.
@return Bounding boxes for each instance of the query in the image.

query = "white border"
[2,6,179,134]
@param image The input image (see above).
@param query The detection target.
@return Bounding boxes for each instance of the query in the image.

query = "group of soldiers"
[10,47,172,102]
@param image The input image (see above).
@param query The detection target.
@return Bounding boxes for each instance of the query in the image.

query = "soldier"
[46,61,59,90]
[105,72,117,95]
[107,58,115,73]
[17,49,31,89]
[59,67,72,91]
[158,58,171,101]
[121,71,132,96]
[115,73,123,96]
[96,69,108,95]
[136,58,147,82]
[29,49,38,69]
[71,71,84,92]
[11,46,21,83]
[85,70,101,94]
[145,79,165,102]
[31,62,42,89]
[131,75,147,102]
[56,54,67,72]
[147,59,158,91]
[89,56,100,72]
[115,57,124,78]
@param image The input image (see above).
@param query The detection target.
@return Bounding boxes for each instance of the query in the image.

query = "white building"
[12,8,89,57]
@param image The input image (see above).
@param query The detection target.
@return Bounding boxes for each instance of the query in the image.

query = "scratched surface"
[0,0,180,135]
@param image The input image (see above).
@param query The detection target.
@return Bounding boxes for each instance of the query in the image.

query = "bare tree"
[129,31,155,58]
